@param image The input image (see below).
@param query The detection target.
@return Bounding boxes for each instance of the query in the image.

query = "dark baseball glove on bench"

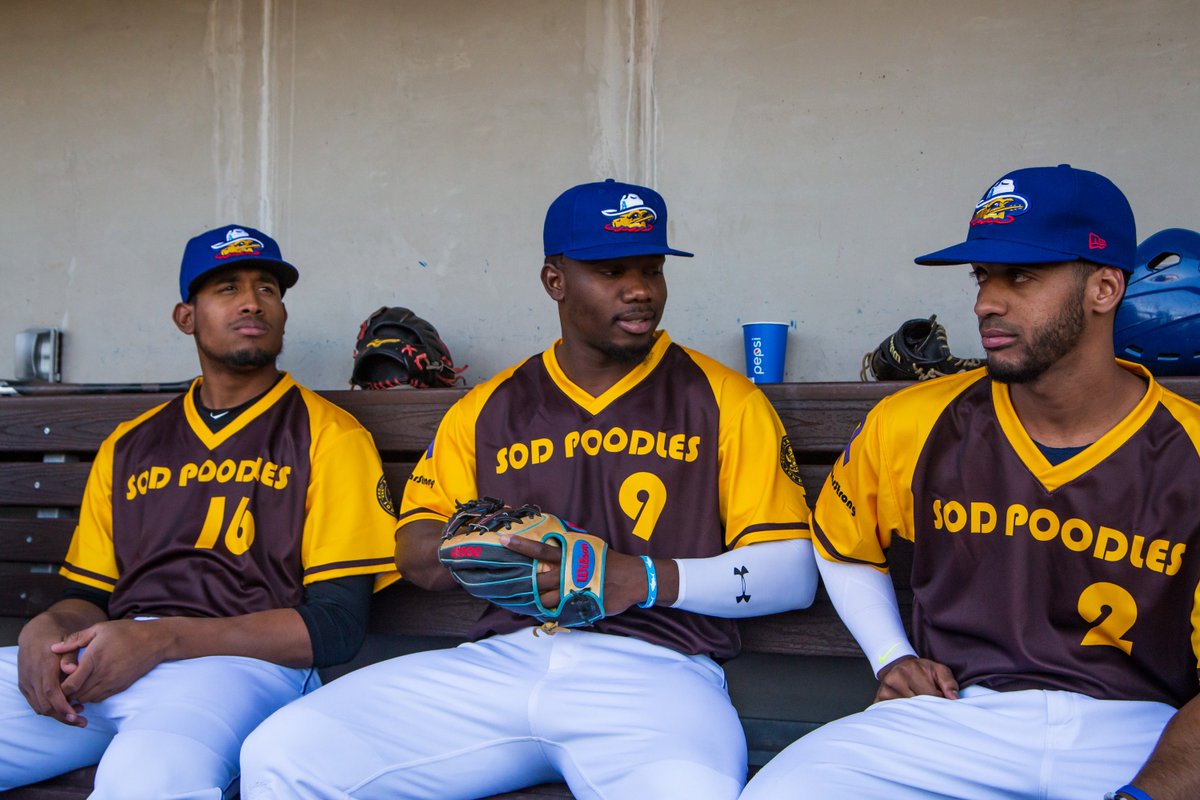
[861,315,983,381]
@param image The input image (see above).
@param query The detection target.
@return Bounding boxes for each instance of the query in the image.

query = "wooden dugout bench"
[18,378,1198,798]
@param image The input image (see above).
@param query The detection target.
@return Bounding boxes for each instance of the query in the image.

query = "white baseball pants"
[0,646,315,799]
[241,628,747,800]
[740,684,1175,800]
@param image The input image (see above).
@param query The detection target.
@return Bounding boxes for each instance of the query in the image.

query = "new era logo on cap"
[544,179,693,261]
[915,165,1135,272]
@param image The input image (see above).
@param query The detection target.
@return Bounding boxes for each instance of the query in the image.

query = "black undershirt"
[63,576,372,668]
[193,372,286,433]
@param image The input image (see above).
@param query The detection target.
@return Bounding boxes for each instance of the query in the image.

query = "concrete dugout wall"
[2,0,1197,387]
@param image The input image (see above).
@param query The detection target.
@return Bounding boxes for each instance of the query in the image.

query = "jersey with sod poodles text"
[814,363,1200,708]
[61,373,400,619]
[400,331,812,660]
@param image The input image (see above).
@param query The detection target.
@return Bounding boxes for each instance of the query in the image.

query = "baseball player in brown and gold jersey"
[0,225,399,797]
[744,167,1200,800]
[242,181,819,800]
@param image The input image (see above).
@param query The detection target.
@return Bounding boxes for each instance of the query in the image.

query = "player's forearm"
[1124,693,1200,800]
[151,608,314,668]
[816,555,917,675]
[395,518,459,590]
[671,539,818,617]
[18,598,108,648]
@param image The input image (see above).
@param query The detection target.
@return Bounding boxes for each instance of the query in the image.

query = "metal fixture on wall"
[15,328,62,383]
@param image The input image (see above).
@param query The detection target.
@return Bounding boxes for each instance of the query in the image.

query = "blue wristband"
[1108,785,1153,800]
[638,556,658,608]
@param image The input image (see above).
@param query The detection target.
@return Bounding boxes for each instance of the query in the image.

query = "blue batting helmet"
[1114,228,1200,375]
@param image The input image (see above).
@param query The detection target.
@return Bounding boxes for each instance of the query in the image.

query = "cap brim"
[255,258,300,288]
[562,243,694,260]
[187,257,299,298]
[914,239,1078,266]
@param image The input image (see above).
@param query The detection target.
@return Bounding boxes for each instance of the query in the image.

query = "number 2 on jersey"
[1077,581,1136,655]
[619,472,667,541]
[194,496,257,555]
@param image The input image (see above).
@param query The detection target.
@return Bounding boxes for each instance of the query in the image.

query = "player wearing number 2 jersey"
[0,225,399,798]
[743,167,1200,800]
[815,367,1200,708]
[241,180,819,800]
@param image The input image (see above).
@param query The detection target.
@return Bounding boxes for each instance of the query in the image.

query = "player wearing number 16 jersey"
[62,372,398,622]
[743,167,1200,800]
[0,225,399,797]
[242,180,819,800]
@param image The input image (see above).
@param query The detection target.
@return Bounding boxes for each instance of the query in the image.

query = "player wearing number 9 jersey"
[241,180,819,800]
[0,225,399,798]
[403,328,804,659]
[743,167,1200,800]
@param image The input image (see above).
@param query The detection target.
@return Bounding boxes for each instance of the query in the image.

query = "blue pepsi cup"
[742,322,788,383]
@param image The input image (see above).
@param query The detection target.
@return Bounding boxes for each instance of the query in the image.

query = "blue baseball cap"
[179,224,299,301]
[915,165,1136,272]
[544,179,693,260]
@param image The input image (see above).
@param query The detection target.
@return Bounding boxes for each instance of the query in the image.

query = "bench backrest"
[6,378,1198,657]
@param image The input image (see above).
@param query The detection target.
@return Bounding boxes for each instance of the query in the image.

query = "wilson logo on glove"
[572,541,595,587]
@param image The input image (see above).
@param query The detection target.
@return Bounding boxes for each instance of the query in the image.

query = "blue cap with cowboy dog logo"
[915,165,1135,272]
[544,179,694,260]
[179,224,299,301]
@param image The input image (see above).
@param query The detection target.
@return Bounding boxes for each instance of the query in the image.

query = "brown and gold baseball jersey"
[400,331,811,660]
[814,363,1200,707]
[62,374,400,620]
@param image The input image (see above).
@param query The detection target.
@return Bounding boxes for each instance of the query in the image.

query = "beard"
[195,330,281,371]
[986,292,1085,384]
[597,340,654,365]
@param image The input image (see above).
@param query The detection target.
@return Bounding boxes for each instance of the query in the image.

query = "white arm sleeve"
[817,555,916,676]
[670,539,818,618]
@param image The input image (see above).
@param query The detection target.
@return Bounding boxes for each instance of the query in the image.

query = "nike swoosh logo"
[877,643,902,664]
[209,411,230,419]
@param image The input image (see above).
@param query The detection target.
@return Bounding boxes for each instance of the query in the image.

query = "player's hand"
[52,619,171,705]
[16,627,86,727]
[498,532,565,611]
[874,655,959,702]
[498,534,647,617]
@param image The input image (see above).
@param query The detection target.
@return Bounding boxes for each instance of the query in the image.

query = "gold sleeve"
[60,428,123,591]
[298,389,401,591]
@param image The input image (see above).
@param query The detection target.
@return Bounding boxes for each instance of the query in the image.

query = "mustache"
[614,306,657,322]
[978,315,1018,336]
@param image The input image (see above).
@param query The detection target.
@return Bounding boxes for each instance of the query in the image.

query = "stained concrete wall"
[2,0,1197,388]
